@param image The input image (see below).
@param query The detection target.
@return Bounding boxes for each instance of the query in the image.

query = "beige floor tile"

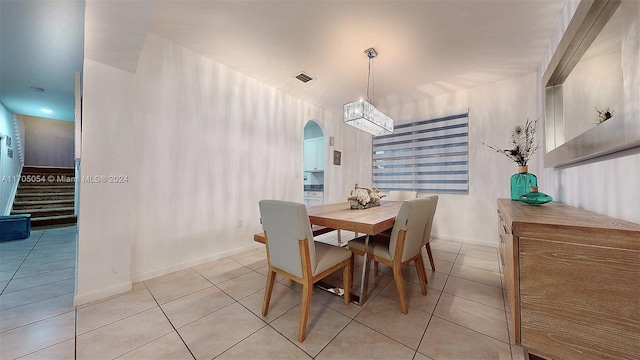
[239,282,302,322]
[161,286,235,328]
[229,247,265,261]
[271,302,351,357]
[459,247,498,261]
[462,243,498,252]
[414,351,435,360]
[0,270,15,282]
[146,271,212,304]
[195,259,252,284]
[424,270,448,291]
[418,316,511,360]
[116,332,193,360]
[0,292,74,332]
[143,268,197,288]
[13,260,74,279]
[233,252,267,270]
[216,271,266,300]
[18,338,75,360]
[434,293,509,343]
[355,294,431,349]
[0,259,23,272]
[76,282,147,309]
[432,259,454,274]
[217,326,311,359]
[0,311,75,359]
[76,307,174,359]
[429,242,461,254]
[455,255,499,272]
[2,267,75,293]
[349,264,395,298]
[178,302,266,359]
[192,256,235,272]
[430,249,458,263]
[511,345,527,360]
[77,288,158,334]
[378,280,441,315]
[443,276,504,310]
[0,278,75,311]
[450,264,502,288]
[316,321,416,360]
[312,287,363,318]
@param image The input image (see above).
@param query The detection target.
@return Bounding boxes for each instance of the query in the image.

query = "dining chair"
[421,195,439,273]
[259,200,352,342]
[348,197,437,313]
[374,190,416,275]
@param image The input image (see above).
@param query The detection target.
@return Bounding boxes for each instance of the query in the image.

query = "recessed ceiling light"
[41,109,53,114]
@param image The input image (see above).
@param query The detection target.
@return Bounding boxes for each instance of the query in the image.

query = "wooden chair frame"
[262,233,352,342]
[350,230,428,314]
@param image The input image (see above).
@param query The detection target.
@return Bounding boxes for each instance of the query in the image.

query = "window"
[372,113,469,194]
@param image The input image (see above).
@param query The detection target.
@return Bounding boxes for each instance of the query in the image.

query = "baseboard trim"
[433,233,498,248]
[74,281,133,306]
[130,243,264,283]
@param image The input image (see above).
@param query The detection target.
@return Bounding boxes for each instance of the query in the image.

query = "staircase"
[11,166,77,227]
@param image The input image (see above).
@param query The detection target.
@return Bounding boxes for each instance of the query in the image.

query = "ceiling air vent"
[294,72,315,83]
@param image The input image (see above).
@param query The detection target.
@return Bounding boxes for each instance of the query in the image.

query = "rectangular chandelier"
[344,99,394,136]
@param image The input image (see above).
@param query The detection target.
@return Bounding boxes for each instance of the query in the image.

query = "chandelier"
[344,48,393,136]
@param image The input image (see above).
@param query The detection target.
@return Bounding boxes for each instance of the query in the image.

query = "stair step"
[31,214,77,227]
[21,166,74,176]
[13,200,74,210]
[12,207,75,217]
[15,194,74,202]
[17,186,75,194]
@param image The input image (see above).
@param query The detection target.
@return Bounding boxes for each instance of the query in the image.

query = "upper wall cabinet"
[543,0,640,167]
[303,137,324,172]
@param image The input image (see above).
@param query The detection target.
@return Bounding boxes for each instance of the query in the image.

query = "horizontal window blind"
[373,113,469,194]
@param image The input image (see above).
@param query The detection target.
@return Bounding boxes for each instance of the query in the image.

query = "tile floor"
[1,225,528,359]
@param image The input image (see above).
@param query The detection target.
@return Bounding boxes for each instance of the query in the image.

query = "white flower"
[355,189,371,205]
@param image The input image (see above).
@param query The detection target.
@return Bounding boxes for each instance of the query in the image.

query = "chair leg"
[373,261,379,276]
[392,263,408,314]
[414,257,428,295]
[262,269,277,316]
[425,243,436,271]
[349,253,355,286]
[343,261,352,305]
[298,282,313,342]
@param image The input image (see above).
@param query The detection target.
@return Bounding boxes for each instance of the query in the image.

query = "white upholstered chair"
[348,197,437,313]
[259,200,352,342]
[421,195,439,272]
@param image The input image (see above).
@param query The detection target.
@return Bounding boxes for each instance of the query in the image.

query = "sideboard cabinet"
[497,199,639,360]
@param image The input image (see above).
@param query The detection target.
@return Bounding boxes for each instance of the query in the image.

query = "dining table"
[254,200,402,305]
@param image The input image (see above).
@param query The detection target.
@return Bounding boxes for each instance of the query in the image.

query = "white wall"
[76,33,372,302]
[388,73,539,246]
[0,102,24,215]
[539,0,640,224]
[75,59,134,304]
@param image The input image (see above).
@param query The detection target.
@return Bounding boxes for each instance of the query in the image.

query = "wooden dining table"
[255,200,402,305]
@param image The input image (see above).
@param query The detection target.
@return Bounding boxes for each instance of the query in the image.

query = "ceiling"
[2,0,568,122]
[0,0,84,122]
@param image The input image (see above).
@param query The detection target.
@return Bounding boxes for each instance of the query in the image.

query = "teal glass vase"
[519,187,553,205]
[511,166,537,200]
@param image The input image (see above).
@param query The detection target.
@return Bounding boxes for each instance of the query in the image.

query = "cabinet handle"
[502,224,509,235]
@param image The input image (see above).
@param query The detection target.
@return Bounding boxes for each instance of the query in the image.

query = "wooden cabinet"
[304,138,324,172]
[497,199,640,360]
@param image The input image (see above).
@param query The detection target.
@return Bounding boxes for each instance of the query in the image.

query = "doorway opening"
[303,120,325,207]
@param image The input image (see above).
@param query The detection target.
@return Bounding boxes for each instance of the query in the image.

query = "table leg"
[355,234,371,305]
[337,229,342,244]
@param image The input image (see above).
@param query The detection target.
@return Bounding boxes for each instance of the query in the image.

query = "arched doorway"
[303,120,325,207]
